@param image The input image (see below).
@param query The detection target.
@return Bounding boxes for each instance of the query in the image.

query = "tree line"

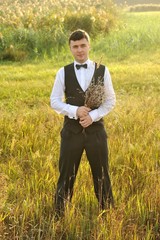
[114,0,160,5]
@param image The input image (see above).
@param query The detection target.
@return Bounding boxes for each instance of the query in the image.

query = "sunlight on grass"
[0,11,160,240]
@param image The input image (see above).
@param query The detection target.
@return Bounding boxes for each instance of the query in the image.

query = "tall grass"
[0,0,118,60]
[93,12,160,61]
[0,12,160,240]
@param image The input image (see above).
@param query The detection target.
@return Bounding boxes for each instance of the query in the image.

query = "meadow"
[0,9,160,240]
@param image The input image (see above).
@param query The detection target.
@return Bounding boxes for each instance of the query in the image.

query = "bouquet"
[84,61,106,109]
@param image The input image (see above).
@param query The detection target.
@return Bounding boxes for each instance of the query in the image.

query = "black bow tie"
[76,64,87,70]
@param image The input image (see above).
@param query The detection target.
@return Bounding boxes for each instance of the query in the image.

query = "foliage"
[0,0,118,61]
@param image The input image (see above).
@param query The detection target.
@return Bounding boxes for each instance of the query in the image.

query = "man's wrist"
[76,107,80,118]
[88,111,95,122]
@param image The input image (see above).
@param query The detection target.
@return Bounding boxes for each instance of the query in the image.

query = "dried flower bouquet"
[84,62,106,109]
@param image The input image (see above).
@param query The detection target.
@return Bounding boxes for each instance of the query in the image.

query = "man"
[50,29,116,218]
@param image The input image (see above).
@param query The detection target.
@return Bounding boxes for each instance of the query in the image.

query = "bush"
[0,46,28,61]
[64,10,116,36]
[129,4,160,12]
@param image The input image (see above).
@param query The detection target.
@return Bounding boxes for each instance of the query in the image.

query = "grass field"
[0,12,160,240]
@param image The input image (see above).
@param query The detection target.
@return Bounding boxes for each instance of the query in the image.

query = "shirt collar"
[74,59,94,69]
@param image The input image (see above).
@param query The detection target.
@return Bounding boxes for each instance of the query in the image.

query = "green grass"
[93,12,160,61]
[0,12,160,240]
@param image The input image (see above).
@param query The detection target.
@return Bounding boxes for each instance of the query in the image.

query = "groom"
[50,29,116,218]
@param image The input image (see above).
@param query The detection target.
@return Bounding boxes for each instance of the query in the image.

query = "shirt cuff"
[68,105,79,120]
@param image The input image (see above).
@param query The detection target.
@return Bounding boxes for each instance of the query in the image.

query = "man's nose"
[77,47,82,51]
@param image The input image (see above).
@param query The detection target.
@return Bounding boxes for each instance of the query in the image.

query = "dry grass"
[0,11,160,240]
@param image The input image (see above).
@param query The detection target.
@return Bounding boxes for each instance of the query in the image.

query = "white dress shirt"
[50,59,116,122]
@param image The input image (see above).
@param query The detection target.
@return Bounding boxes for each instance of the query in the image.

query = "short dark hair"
[69,29,90,44]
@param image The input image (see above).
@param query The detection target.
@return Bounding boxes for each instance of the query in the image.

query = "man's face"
[69,38,90,63]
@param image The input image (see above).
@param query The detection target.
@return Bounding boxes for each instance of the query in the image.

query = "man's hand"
[79,115,93,128]
[76,106,91,118]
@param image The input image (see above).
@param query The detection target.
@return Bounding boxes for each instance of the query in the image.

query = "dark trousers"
[54,127,114,215]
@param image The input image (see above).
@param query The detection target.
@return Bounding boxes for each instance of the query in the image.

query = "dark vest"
[63,62,105,133]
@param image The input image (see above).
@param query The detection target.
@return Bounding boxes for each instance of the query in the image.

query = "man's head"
[69,29,90,44]
[69,29,90,63]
